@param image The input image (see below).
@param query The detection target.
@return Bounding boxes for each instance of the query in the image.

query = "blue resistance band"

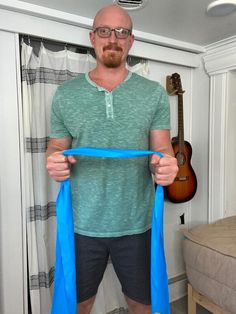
[51,147,170,314]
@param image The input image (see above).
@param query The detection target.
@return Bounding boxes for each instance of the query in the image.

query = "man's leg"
[110,230,152,314]
[74,233,109,314]
[76,296,96,314]
[125,296,151,314]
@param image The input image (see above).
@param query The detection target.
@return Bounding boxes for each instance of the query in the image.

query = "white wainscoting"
[204,36,236,221]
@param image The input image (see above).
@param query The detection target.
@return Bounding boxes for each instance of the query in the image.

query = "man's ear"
[89,31,95,47]
[129,34,135,49]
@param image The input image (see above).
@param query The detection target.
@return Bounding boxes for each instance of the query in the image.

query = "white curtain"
[20,40,149,314]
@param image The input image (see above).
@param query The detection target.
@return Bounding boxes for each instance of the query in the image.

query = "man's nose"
[109,30,118,42]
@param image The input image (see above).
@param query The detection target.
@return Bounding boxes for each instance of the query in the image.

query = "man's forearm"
[46,137,72,158]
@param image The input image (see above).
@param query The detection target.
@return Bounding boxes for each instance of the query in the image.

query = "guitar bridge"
[174,176,189,182]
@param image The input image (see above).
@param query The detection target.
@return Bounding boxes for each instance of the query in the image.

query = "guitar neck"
[178,93,185,152]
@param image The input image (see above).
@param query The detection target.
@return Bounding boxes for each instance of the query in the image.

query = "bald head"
[93,4,133,31]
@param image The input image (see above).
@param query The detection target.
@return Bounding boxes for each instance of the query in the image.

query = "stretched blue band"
[51,147,170,314]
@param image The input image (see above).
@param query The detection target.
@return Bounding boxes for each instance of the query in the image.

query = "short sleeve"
[50,87,71,138]
[150,84,170,130]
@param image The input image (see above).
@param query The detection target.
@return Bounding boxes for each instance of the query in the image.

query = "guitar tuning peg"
[169,89,178,96]
[166,76,178,95]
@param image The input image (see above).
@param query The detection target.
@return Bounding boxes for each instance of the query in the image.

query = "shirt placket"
[104,91,114,119]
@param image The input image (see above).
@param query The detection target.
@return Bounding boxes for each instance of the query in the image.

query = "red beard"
[102,44,123,68]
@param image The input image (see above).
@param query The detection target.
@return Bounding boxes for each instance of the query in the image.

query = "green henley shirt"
[50,72,170,237]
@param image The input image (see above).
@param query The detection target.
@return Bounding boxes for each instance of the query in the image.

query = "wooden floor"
[171,295,211,314]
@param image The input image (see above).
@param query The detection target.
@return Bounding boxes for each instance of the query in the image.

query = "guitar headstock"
[166,72,185,96]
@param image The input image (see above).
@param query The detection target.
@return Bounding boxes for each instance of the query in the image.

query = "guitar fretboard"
[178,93,184,153]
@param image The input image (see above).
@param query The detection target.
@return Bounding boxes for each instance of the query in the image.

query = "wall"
[148,60,209,300]
[225,70,236,217]
[204,37,236,221]
[0,4,210,313]
[0,31,26,314]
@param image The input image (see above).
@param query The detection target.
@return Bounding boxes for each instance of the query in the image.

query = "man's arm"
[46,137,77,182]
[149,129,178,186]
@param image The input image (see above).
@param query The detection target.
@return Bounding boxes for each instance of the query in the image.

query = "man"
[46,4,178,314]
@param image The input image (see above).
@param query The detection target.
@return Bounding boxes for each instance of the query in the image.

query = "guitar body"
[165,137,197,203]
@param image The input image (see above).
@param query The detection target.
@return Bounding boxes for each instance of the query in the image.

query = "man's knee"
[125,296,151,314]
[77,295,96,314]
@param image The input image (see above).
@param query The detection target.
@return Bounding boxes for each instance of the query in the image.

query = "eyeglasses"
[93,27,132,39]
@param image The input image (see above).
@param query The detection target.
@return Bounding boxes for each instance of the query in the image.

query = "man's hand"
[150,153,178,186]
[46,151,77,182]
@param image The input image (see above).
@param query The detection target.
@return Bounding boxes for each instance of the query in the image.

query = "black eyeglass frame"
[93,27,132,39]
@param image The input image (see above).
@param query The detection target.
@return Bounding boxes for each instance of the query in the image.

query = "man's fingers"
[151,153,178,186]
[67,155,77,164]
[150,153,161,165]
[47,151,66,162]
[46,151,77,182]
[52,173,71,182]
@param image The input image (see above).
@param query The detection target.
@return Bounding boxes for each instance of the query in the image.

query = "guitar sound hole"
[176,152,185,166]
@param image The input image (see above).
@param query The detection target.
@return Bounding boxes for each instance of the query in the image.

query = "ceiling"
[19,0,236,47]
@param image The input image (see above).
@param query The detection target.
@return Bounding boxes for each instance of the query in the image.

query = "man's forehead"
[93,5,132,29]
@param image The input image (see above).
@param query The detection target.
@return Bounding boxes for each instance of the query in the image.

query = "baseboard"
[169,278,187,302]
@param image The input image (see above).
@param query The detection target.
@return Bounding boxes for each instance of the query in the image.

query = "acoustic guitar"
[165,73,197,203]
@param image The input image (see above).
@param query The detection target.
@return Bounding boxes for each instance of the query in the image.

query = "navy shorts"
[74,229,151,305]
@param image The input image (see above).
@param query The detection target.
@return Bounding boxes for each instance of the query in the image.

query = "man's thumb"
[150,153,161,165]
[67,155,77,164]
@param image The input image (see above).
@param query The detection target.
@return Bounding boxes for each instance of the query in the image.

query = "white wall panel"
[0,31,26,314]
[190,62,210,225]
[204,37,236,222]
[225,71,236,217]
[148,60,209,288]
